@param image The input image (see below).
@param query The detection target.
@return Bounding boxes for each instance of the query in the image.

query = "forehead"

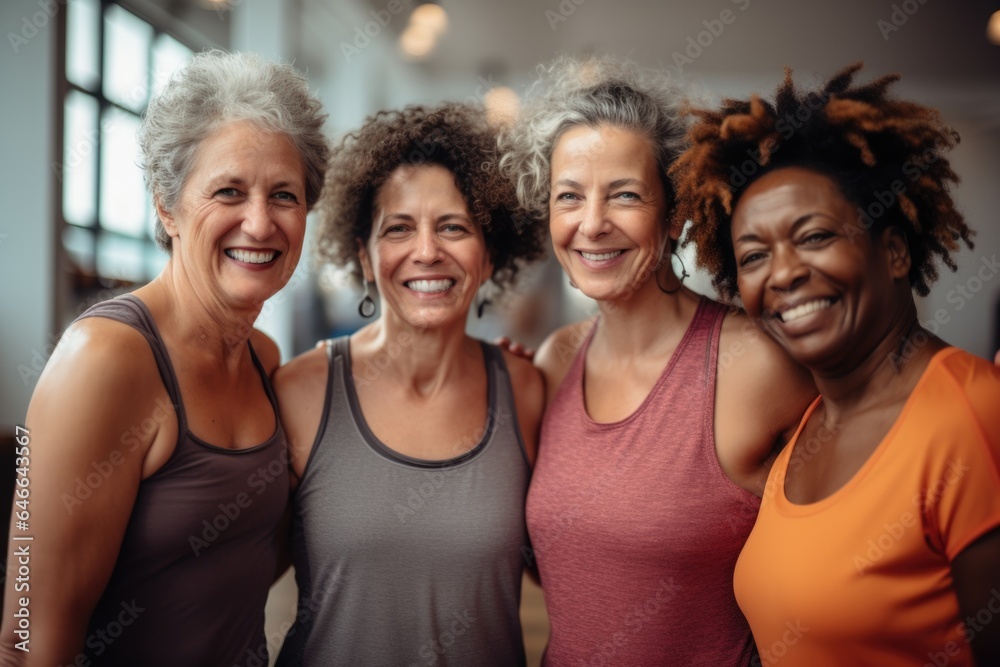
[376,163,467,207]
[733,167,850,228]
[551,124,658,175]
[191,121,302,175]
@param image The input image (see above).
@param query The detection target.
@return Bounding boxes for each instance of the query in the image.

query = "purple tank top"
[526,297,759,666]
[78,294,288,667]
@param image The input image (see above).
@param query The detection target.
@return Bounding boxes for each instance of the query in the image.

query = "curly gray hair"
[140,49,329,251]
[498,55,689,224]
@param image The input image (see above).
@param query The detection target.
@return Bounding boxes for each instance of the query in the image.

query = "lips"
[225,248,279,264]
[776,298,835,323]
[579,250,623,261]
[405,279,455,294]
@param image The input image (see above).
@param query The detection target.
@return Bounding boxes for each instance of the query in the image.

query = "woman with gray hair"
[0,50,327,666]
[499,56,815,665]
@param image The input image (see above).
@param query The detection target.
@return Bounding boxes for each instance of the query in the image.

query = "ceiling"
[344,0,1000,116]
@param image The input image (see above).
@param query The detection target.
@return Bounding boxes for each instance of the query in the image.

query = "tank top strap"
[480,342,531,469]
[76,294,187,433]
[670,296,728,394]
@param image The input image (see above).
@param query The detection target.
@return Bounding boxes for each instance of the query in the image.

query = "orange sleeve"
[926,355,1000,561]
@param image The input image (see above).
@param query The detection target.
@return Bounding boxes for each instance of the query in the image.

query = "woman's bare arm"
[0,320,167,666]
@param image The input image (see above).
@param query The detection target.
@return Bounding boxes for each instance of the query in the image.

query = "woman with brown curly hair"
[671,63,1000,666]
[272,103,546,666]
[499,56,816,666]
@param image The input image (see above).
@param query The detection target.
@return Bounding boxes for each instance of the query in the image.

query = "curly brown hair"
[670,62,974,301]
[316,102,546,289]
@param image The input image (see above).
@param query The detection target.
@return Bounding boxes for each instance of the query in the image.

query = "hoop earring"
[475,280,493,319]
[358,279,376,318]
[657,250,689,295]
[476,298,492,319]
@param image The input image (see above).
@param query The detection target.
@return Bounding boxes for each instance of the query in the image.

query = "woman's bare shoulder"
[534,318,596,405]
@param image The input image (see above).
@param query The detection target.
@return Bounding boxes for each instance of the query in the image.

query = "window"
[61,0,193,315]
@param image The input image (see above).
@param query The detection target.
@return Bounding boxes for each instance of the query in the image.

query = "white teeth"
[406,279,454,293]
[780,299,832,323]
[580,250,623,261]
[226,249,277,264]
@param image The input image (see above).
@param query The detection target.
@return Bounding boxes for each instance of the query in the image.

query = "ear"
[356,238,375,283]
[667,216,686,242]
[880,226,911,280]
[155,197,179,239]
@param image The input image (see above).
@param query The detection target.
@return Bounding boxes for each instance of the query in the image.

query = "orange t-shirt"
[734,347,1000,666]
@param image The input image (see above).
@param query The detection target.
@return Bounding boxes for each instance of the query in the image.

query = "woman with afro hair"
[273,103,547,666]
[671,63,1000,666]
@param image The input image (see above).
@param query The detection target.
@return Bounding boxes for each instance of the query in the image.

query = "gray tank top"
[276,336,530,666]
[79,294,289,667]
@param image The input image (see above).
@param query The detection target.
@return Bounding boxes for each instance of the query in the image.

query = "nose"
[413,225,443,265]
[578,198,610,240]
[242,196,277,240]
[768,244,809,293]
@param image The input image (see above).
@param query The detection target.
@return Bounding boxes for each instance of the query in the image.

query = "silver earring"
[358,279,376,318]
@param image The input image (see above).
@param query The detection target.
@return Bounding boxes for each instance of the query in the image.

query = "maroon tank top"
[78,294,288,667]
[525,297,759,666]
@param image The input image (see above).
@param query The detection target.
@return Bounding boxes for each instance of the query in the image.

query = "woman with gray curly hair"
[272,102,546,666]
[498,56,815,665]
[0,50,328,666]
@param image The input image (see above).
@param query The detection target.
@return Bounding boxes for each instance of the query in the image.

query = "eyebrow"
[608,178,646,190]
[734,213,820,244]
[552,177,648,190]
[377,212,471,227]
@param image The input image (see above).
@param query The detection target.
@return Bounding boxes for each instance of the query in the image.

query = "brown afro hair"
[670,62,974,301]
[315,102,546,289]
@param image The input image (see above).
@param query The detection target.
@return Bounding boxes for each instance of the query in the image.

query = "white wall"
[0,0,57,426]
[918,121,1000,359]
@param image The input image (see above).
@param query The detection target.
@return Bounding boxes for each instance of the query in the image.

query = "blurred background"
[2,0,999,663]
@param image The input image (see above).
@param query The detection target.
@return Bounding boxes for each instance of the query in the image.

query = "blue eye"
[273,191,299,202]
[216,188,240,197]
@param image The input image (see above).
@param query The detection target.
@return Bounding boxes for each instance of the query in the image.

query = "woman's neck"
[810,304,945,425]
[591,267,703,360]
[137,262,263,371]
[355,314,480,398]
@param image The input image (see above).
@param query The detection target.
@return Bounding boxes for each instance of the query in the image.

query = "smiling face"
[548,124,675,302]
[731,166,911,371]
[359,163,492,331]
[159,121,307,309]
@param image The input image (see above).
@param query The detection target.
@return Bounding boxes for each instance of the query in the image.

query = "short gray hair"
[140,49,329,251]
[498,55,688,224]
